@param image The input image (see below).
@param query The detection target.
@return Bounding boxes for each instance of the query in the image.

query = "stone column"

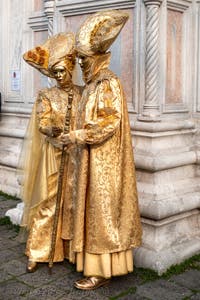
[139,0,163,121]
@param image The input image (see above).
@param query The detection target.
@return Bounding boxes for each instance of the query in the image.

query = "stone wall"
[0,0,200,274]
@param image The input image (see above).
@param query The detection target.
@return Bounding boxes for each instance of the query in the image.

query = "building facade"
[0,0,200,274]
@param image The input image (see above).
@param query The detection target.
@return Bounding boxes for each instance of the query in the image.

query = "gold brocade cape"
[71,64,142,254]
[20,85,81,232]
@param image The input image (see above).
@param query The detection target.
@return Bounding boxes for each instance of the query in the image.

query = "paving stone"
[9,242,26,254]
[170,269,200,291]
[104,289,138,300]
[135,279,192,300]
[1,259,27,276]
[0,269,13,283]
[0,249,22,265]
[25,284,66,300]
[0,237,20,250]
[0,226,18,239]
[0,279,32,299]
[52,271,81,293]
[190,293,200,300]
[18,263,69,288]
[97,273,142,299]
[120,295,150,300]
[18,255,28,264]
[57,287,108,300]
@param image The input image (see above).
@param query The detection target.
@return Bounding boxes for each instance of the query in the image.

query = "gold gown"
[68,54,142,278]
[21,85,81,262]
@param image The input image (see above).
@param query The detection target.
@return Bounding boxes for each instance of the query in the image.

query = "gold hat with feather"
[76,10,129,56]
[23,32,75,78]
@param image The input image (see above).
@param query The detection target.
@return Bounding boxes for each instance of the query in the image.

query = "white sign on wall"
[11,70,20,91]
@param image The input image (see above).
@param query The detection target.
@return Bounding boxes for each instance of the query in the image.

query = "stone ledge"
[1,106,32,114]
[0,136,22,168]
[135,151,196,171]
[131,119,195,133]
[0,128,25,139]
[0,165,20,196]
[141,209,200,226]
[56,0,135,16]
[134,238,200,275]
[140,209,200,253]
[139,191,200,219]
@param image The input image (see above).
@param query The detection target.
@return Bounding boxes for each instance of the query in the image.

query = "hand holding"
[60,133,71,145]
[51,126,62,137]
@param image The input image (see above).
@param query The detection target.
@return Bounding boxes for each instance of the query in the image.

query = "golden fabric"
[74,250,133,279]
[23,32,75,78]
[83,250,133,278]
[26,197,64,262]
[62,55,142,276]
[21,31,82,264]
[21,12,142,276]
[64,241,133,278]
[20,85,81,262]
[76,10,129,56]
[69,54,142,258]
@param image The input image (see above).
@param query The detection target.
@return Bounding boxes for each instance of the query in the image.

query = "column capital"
[144,0,163,6]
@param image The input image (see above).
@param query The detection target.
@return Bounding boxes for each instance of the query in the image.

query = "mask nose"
[56,71,62,79]
[78,58,83,66]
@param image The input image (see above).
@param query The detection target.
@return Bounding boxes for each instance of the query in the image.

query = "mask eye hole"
[78,55,85,61]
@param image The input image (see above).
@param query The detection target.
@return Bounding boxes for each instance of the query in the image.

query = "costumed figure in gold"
[61,10,142,289]
[20,32,81,272]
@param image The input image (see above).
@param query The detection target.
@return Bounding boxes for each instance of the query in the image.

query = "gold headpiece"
[76,10,129,56]
[23,32,75,77]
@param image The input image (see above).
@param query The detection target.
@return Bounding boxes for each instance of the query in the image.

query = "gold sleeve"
[75,77,121,144]
[36,93,53,136]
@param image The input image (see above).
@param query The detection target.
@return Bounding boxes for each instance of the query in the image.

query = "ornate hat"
[23,32,75,77]
[76,10,129,56]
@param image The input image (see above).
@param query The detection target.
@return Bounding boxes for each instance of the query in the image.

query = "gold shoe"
[74,276,110,290]
[26,260,37,273]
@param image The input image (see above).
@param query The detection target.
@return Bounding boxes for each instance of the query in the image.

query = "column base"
[134,209,200,275]
[137,115,161,122]
[134,238,200,275]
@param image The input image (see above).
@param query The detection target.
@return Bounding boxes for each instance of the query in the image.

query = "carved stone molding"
[143,0,163,5]
[28,12,48,31]
[131,119,195,132]
[163,0,193,114]
[28,1,55,33]
[167,0,192,12]
[44,0,55,17]
[44,0,55,37]
[56,0,136,16]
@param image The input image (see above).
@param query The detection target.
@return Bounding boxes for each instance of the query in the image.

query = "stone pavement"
[0,197,200,300]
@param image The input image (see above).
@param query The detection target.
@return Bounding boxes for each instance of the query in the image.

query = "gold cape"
[70,58,142,256]
[20,85,81,262]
